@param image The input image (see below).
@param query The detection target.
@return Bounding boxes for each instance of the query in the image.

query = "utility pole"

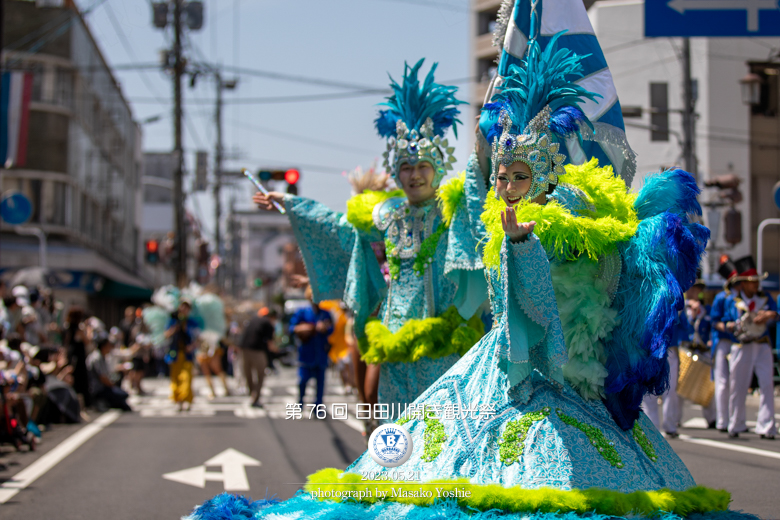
[173,0,187,286]
[681,38,697,181]
[213,72,223,290]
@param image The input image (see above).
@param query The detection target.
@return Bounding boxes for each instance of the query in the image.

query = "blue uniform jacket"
[670,310,693,347]
[688,304,712,346]
[715,290,777,346]
[165,316,200,363]
[289,306,334,368]
[710,291,736,346]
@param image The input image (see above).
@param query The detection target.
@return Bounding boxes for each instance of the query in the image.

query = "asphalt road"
[1,368,778,519]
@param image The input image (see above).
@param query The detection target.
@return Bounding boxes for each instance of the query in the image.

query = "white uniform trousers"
[662,347,681,433]
[642,348,716,433]
[642,394,660,430]
[728,341,777,436]
[713,339,731,430]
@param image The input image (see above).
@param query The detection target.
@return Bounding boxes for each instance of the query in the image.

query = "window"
[477,57,498,84]
[650,82,669,142]
[477,8,499,36]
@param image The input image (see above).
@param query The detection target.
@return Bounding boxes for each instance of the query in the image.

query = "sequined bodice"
[374,197,457,331]
[375,197,438,257]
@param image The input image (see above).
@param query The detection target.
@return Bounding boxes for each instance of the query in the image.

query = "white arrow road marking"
[0,410,122,504]
[667,0,779,31]
[163,448,261,491]
[162,466,208,488]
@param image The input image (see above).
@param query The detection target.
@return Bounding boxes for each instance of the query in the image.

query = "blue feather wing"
[602,169,709,430]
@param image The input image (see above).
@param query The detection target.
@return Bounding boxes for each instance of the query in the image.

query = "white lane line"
[343,415,365,434]
[0,410,122,504]
[678,434,780,461]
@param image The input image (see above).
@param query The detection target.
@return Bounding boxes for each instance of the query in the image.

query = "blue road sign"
[773,181,780,211]
[0,191,32,225]
[646,0,780,37]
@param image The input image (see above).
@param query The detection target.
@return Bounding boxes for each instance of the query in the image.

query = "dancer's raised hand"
[253,191,284,211]
[501,206,535,243]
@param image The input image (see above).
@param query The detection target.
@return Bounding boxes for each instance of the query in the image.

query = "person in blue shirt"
[719,256,778,439]
[289,286,334,407]
[710,258,739,432]
[684,278,717,429]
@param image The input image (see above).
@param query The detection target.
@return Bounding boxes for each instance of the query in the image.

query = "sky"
[73,0,475,243]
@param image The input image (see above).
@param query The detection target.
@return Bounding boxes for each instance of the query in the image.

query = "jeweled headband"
[491,106,566,200]
[382,118,456,187]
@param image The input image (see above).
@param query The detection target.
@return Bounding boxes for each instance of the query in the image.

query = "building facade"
[1,0,150,321]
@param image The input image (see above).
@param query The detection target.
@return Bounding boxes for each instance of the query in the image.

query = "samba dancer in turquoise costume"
[253,60,489,413]
[186,25,760,520]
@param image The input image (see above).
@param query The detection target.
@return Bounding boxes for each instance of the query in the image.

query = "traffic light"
[724,207,742,245]
[145,239,160,264]
[704,174,743,245]
[285,169,299,195]
[704,174,743,205]
[256,168,300,195]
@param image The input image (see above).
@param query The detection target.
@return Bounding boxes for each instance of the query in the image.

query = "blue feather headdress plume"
[375,59,467,187]
[483,33,599,142]
[481,32,601,200]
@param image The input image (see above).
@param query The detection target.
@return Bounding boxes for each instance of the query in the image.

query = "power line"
[239,157,348,175]
[5,0,108,52]
[370,0,469,12]
[231,120,379,155]
[127,74,476,105]
[109,61,382,92]
[103,0,168,105]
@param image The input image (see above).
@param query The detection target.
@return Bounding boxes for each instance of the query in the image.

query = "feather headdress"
[375,59,467,187]
[481,32,601,200]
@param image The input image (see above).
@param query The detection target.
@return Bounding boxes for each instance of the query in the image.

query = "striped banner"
[0,71,34,169]
[491,0,636,184]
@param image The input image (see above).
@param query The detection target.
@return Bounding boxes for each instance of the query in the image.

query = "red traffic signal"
[284,169,300,185]
[145,239,160,264]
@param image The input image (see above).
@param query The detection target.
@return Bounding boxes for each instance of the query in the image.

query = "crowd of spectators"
[0,275,365,454]
[0,280,146,453]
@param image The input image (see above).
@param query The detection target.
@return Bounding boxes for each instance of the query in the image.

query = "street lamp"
[739,72,762,106]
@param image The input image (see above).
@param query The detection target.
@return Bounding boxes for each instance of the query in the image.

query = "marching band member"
[719,256,777,439]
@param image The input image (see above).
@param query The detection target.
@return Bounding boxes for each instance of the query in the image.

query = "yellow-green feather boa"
[346,189,405,233]
[345,174,466,233]
[359,306,484,364]
[436,173,465,227]
[305,468,730,516]
[480,159,639,271]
